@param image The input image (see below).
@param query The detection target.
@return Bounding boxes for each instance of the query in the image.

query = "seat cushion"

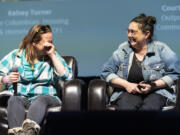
[47,106,62,113]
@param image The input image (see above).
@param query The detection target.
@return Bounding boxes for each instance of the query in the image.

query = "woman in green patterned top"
[0,24,72,135]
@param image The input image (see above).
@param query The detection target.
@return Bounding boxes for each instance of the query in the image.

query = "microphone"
[12,66,18,95]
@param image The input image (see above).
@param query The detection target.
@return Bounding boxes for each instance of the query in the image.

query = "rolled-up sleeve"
[160,76,175,88]
[100,51,121,82]
[160,44,180,87]
[53,52,72,81]
[0,50,17,76]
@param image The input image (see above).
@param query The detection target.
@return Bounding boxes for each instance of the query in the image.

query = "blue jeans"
[7,95,61,128]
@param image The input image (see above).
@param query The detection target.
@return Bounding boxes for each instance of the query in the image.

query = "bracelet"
[1,76,9,84]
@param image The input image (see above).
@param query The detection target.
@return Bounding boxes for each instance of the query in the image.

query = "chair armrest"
[0,92,12,107]
[0,84,12,107]
[62,56,78,79]
[176,79,180,109]
[62,79,83,111]
[0,84,6,92]
[88,79,106,111]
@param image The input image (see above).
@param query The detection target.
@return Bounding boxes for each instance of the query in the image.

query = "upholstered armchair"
[88,79,180,111]
[0,56,83,135]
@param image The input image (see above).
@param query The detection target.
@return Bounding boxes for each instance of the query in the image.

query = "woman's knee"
[8,96,30,109]
[8,96,20,105]
[33,95,50,102]
[141,93,166,110]
[32,95,59,106]
[115,92,142,110]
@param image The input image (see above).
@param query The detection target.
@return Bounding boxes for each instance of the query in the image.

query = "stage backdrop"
[0,0,180,76]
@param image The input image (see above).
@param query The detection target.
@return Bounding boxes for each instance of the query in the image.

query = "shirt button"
[156,66,160,70]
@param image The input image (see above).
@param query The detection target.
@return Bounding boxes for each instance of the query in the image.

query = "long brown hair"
[18,24,52,67]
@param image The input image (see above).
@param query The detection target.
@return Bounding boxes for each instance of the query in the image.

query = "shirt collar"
[15,49,24,58]
[146,41,155,56]
[122,42,133,56]
[122,41,155,56]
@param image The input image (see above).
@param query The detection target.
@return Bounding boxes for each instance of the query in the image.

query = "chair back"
[62,56,78,79]
[54,56,78,98]
[176,79,180,109]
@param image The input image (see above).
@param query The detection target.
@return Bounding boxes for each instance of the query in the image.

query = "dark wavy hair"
[131,13,156,42]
